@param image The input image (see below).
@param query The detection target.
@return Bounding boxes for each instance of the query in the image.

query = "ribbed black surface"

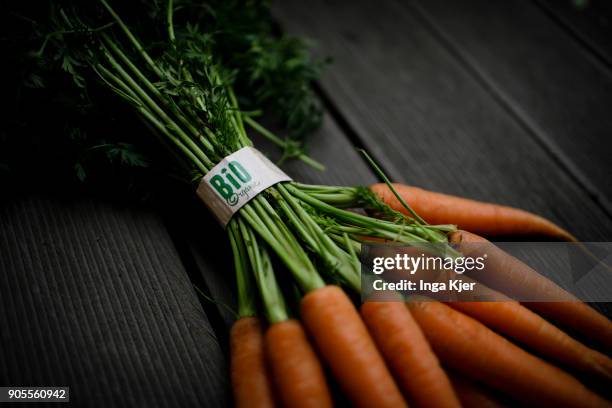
[0,195,230,407]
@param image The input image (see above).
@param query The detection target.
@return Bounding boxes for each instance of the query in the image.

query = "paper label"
[196,147,292,226]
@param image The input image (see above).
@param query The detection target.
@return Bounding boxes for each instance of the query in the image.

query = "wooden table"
[1,0,611,406]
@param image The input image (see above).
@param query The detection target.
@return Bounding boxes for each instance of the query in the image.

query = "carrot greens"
[8,0,457,345]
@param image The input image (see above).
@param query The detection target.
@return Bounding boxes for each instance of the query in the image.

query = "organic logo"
[208,160,252,206]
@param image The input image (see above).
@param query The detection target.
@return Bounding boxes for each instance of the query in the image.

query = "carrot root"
[231,317,276,408]
[407,300,608,408]
[300,285,408,408]
[451,230,612,350]
[371,183,576,241]
[265,319,333,408]
[449,301,612,382]
[361,301,461,408]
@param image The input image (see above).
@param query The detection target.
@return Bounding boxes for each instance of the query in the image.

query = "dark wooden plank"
[404,0,612,213]
[273,0,612,241]
[174,113,378,330]
[162,195,237,332]
[537,0,612,67]
[0,195,230,407]
[257,114,378,186]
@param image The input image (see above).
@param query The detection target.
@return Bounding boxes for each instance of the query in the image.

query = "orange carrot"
[449,300,612,381]
[447,372,504,408]
[452,230,612,349]
[265,319,333,408]
[230,317,276,408]
[371,183,575,241]
[407,300,609,407]
[300,285,408,408]
[361,300,460,408]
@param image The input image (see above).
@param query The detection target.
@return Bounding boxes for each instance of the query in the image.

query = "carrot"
[300,285,408,408]
[230,317,276,408]
[447,372,504,408]
[406,300,609,407]
[449,300,612,381]
[361,300,460,408]
[371,183,576,241]
[451,230,612,349]
[265,319,333,408]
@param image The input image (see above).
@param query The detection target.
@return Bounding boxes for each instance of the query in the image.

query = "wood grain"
[0,195,230,407]
[537,0,612,67]
[273,0,612,241]
[405,0,612,213]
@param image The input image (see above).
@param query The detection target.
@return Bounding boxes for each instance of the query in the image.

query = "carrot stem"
[237,218,288,323]
[228,220,256,318]
[359,149,427,225]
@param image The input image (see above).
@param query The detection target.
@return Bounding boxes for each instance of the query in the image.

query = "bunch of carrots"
[24,1,610,407]
[231,184,612,408]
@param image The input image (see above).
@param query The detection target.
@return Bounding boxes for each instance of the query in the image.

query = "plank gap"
[403,0,612,219]
[534,0,612,70]
[161,212,231,357]
[311,82,386,181]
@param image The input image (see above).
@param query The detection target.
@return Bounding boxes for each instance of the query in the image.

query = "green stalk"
[167,0,177,44]
[238,205,324,293]
[101,35,218,159]
[300,192,359,206]
[329,232,362,254]
[244,116,325,171]
[138,104,208,173]
[98,0,166,79]
[95,63,208,173]
[276,184,360,290]
[274,198,321,253]
[238,219,288,323]
[102,0,324,172]
[343,232,358,260]
[287,184,424,236]
[251,196,322,281]
[99,44,215,170]
[250,197,300,256]
[227,87,251,147]
[228,220,256,318]
[359,149,427,225]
